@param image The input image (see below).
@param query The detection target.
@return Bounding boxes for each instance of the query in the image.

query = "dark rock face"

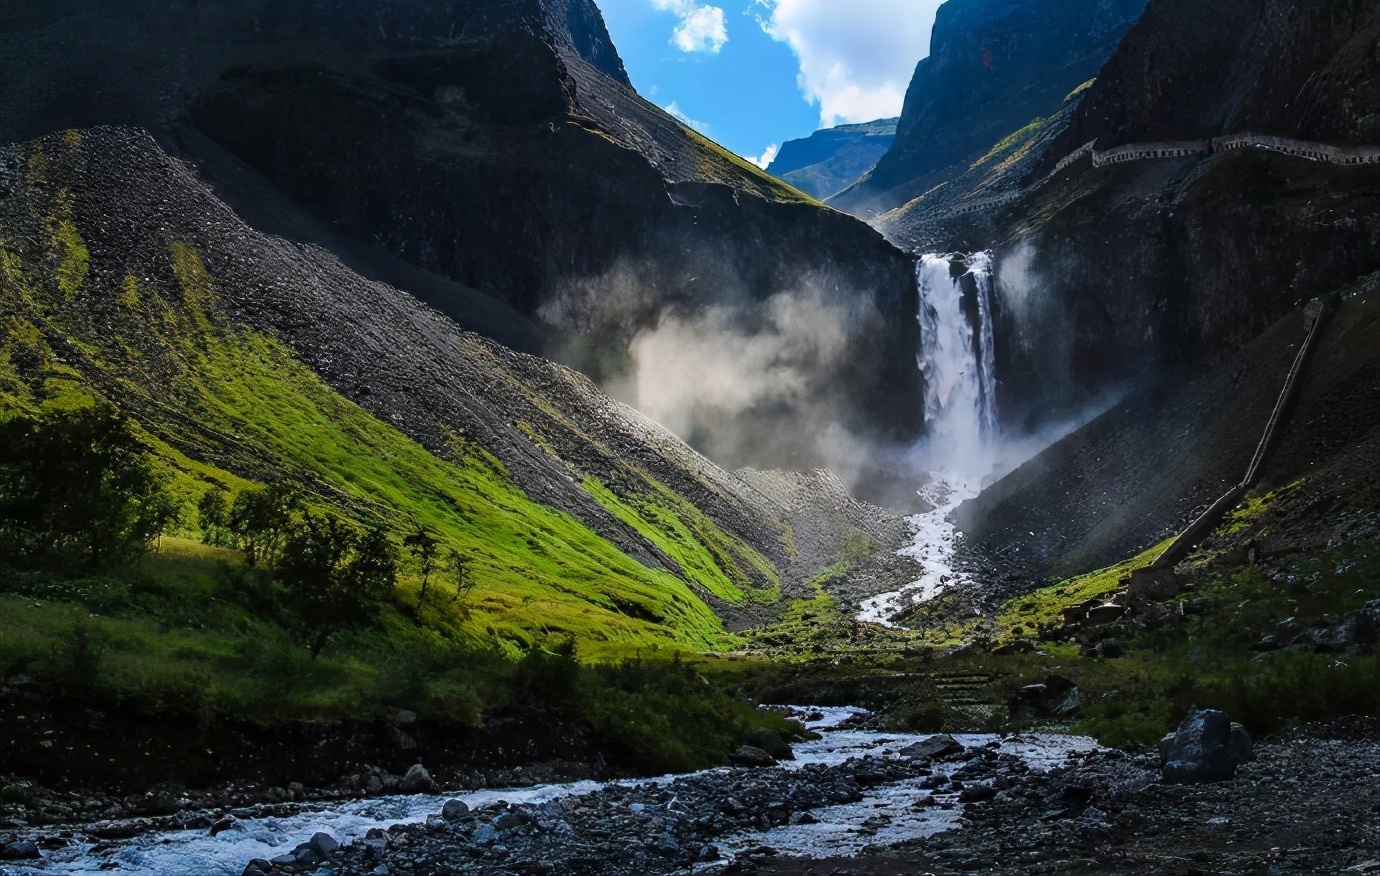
[767,119,898,200]
[1161,707,1241,784]
[1066,0,1380,149]
[831,0,1148,217]
[0,0,923,472]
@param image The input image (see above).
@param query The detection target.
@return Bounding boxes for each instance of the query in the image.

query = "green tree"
[0,404,175,571]
[448,549,476,606]
[277,512,398,658]
[197,489,230,546]
[402,520,440,608]
[228,481,301,567]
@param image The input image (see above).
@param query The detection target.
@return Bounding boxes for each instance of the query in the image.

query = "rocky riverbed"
[0,709,1098,875]
[4,712,1376,876]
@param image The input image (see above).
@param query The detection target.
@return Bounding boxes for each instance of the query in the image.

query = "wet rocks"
[441,799,470,821]
[2,839,40,859]
[899,734,964,761]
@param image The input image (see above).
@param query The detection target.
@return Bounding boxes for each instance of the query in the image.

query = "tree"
[277,512,398,658]
[197,489,230,546]
[402,520,440,608]
[0,404,176,572]
[228,481,301,567]
[448,549,476,606]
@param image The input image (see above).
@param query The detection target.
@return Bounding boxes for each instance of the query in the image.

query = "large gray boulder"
[1161,707,1241,783]
[399,764,438,794]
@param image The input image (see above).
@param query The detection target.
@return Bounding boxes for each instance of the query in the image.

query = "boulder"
[1127,567,1180,601]
[899,734,964,760]
[2,841,40,860]
[308,832,339,857]
[399,764,438,794]
[441,799,470,821]
[958,782,997,802]
[745,729,795,761]
[729,745,778,767]
[1162,707,1236,783]
[240,860,272,876]
[1099,640,1126,659]
[1086,603,1128,625]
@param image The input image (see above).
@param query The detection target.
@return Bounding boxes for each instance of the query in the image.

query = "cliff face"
[945,0,1380,584]
[767,119,898,200]
[831,0,1148,218]
[1066,0,1380,148]
[0,0,924,475]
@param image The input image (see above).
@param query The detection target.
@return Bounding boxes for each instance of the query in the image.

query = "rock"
[471,824,499,845]
[240,859,272,876]
[1157,731,1177,765]
[729,745,778,767]
[899,734,964,760]
[1099,640,1126,658]
[2,840,40,860]
[1127,567,1180,600]
[1087,603,1128,625]
[1162,707,1237,783]
[787,811,818,825]
[399,764,438,794]
[744,729,795,761]
[441,799,470,821]
[288,782,306,801]
[492,811,524,831]
[209,817,237,837]
[309,831,340,857]
[958,782,997,802]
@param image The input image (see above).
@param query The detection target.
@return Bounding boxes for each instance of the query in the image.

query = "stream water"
[6,708,1098,875]
[859,253,999,625]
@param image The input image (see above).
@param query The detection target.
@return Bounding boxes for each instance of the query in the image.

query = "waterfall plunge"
[859,253,998,626]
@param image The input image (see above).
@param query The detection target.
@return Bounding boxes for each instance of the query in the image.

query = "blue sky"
[592,0,943,168]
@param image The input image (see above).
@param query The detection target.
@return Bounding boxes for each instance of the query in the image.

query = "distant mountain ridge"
[830,0,1149,218]
[766,119,898,200]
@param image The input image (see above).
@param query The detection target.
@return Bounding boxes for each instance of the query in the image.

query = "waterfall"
[915,252,998,461]
[858,252,998,626]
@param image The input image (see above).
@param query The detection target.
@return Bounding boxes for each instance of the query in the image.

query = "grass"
[683,128,820,205]
[971,116,1049,171]
[0,158,754,660]
[994,537,1176,640]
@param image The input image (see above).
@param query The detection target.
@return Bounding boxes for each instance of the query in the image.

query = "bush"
[0,404,178,572]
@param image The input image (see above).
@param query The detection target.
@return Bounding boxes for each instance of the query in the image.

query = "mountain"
[830,0,1149,218]
[0,124,921,653]
[939,0,1380,583]
[0,0,924,479]
[766,119,898,200]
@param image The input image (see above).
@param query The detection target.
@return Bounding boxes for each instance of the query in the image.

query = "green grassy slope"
[0,136,785,662]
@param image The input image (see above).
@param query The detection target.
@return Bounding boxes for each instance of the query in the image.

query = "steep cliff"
[767,119,897,200]
[945,0,1380,584]
[0,0,923,474]
[831,0,1148,218]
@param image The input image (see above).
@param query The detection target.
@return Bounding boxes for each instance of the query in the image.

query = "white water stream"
[859,254,1000,625]
[6,708,1097,875]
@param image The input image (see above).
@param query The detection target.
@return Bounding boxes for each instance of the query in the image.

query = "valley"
[1,0,1378,874]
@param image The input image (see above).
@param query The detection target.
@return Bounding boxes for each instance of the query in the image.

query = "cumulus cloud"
[755,0,938,127]
[745,143,779,168]
[651,0,729,54]
[663,101,710,133]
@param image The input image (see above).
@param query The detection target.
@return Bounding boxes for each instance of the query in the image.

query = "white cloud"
[651,0,729,54]
[745,143,779,169]
[663,100,710,133]
[755,0,939,128]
